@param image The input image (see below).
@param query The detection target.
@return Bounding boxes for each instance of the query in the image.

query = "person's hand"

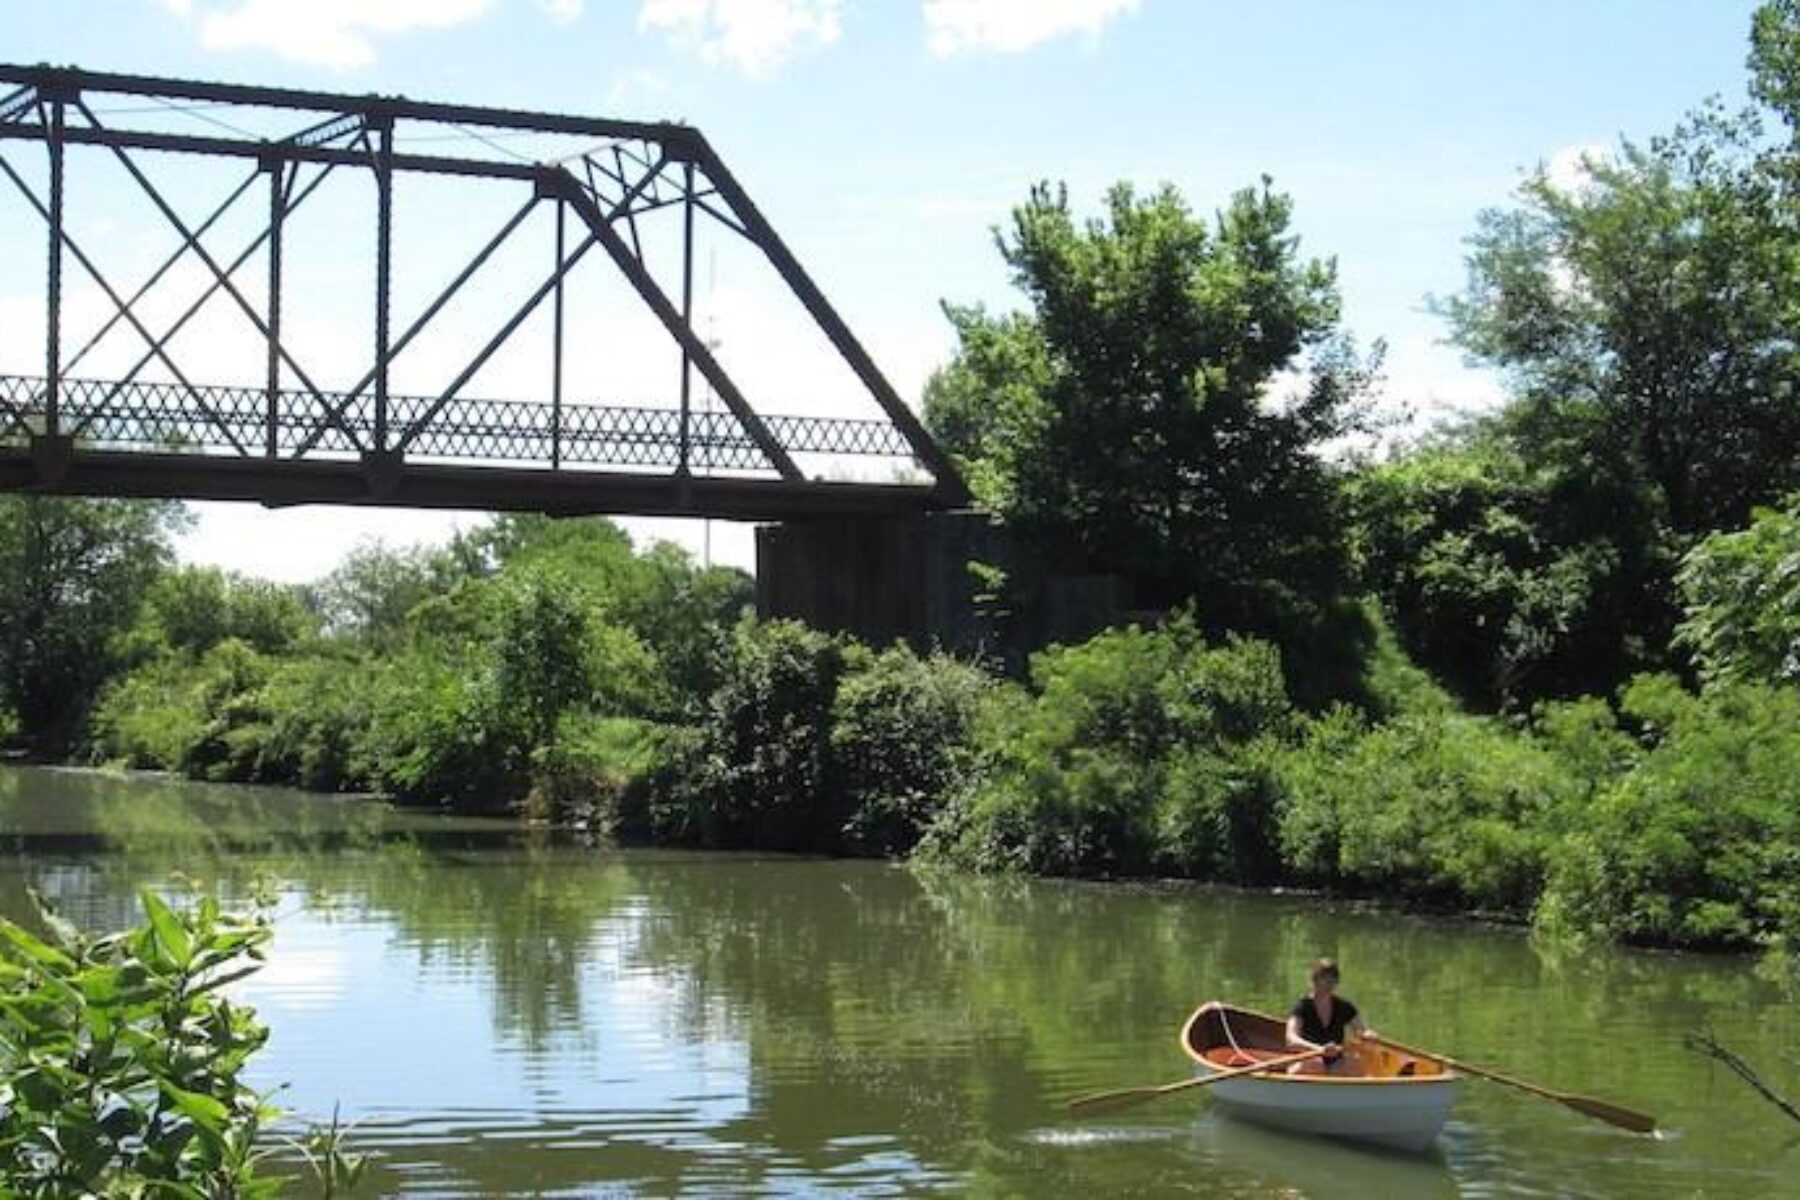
[1361,1028,1379,1042]
[1323,1042,1343,1060]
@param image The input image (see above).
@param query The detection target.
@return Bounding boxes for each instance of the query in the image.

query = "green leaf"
[139,890,193,972]
[0,920,78,972]
[160,1083,231,1153]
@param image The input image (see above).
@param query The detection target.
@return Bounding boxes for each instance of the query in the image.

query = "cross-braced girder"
[0,63,967,519]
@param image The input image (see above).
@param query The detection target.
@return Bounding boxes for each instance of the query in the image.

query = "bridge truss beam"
[0,63,967,517]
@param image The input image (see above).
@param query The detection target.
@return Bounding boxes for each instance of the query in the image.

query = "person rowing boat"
[1284,957,1376,1075]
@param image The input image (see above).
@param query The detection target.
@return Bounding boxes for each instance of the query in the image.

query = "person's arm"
[1348,1011,1376,1042]
[1285,1013,1333,1058]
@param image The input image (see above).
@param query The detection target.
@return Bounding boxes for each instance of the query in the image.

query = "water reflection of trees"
[4,765,1795,1195]
[341,840,633,1048]
[0,765,632,1050]
[621,859,1044,1163]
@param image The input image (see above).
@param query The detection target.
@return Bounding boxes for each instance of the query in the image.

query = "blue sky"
[4,0,1770,577]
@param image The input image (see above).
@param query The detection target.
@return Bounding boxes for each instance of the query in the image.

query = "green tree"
[925,180,1378,704]
[610,541,752,716]
[1676,496,1800,684]
[1752,0,1800,144]
[922,614,1294,880]
[127,565,317,659]
[454,512,635,575]
[829,647,994,856]
[312,540,451,648]
[492,571,602,748]
[1441,112,1800,540]
[651,621,853,851]
[1381,3,1800,701]
[1353,415,1666,709]
[0,497,187,749]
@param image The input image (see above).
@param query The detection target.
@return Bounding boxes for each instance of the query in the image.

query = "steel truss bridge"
[0,64,966,519]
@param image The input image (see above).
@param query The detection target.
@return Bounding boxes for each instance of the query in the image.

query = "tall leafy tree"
[311,539,458,647]
[1367,1,1800,705]
[1443,39,1800,542]
[126,565,318,659]
[1353,413,1666,709]
[926,180,1379,702]
[0,496,187,748]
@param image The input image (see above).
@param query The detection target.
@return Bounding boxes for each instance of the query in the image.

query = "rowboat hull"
[1183,1001,1459,1153]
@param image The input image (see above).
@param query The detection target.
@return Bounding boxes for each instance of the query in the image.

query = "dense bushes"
[640,623,993,856]
[58,491,1800,974]
[1538,676,1800,952]
[1273,708,1574,914]
[829,647,993,855]
[644,620,851,851]
[91,642,381,792]
[88,518,743,817]
[919,615,1571,915]
[909,615,1800,967]
[922,616,1293,880]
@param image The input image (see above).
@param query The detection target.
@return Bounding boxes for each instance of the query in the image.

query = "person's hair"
[1310,957,1340,983]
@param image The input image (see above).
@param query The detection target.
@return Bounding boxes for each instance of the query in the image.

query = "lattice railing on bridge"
[0,374,919,473]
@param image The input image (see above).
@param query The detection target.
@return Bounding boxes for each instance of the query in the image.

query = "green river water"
[0,764,1795,1197]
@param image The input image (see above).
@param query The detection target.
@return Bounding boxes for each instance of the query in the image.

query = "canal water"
[0,765,1794,1197]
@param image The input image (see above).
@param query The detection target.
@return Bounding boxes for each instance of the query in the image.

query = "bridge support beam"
[28,434,74,485]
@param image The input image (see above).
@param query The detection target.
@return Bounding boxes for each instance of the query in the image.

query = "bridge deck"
[0,374,942,519]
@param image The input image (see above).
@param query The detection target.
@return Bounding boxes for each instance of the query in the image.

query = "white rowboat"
[1181,1001,1460,1152]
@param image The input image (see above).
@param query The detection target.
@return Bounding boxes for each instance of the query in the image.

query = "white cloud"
[637,0,841,78]
[184,0,494,70]
[538,0,584,21]
[1374,332,1504,430]
[1543,142,1613,195]
[606,68,673,110]
[923,0,1139,57]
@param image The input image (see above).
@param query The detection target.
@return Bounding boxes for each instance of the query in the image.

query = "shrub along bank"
[59,503,1800,973]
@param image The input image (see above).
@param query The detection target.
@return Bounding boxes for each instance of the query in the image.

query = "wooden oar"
[1369,1034,1657,1134]
[1067,1047,1325,1117]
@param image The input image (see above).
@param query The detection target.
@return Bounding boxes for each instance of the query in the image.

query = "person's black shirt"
[1291,995,1358,1045]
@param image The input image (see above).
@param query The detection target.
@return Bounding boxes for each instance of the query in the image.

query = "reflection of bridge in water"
[0,64,965,520]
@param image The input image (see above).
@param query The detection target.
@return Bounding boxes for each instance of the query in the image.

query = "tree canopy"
[1356,1,1800,707]
[925,179,1380,702]
[1441,118,1800,540]
[0,497,187,749]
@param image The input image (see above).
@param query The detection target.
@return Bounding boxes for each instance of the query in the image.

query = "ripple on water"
[1025,1125,1185,1147]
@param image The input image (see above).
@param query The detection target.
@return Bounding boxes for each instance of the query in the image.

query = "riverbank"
[7,500,1796,972]
[68,609,1800,977]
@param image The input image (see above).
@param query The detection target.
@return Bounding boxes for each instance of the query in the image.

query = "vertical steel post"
[678,160,695,475]
[551,198,564,470]
[265,156,284,457]
[373,117,393,452]
[45,94,64,435]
